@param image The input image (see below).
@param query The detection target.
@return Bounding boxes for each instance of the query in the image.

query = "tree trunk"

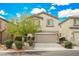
[11,34,14,41]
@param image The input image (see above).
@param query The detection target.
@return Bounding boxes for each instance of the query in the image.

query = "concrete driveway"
[34,43,66,51]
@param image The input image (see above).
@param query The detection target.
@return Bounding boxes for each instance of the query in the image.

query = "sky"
[0,3,79,21]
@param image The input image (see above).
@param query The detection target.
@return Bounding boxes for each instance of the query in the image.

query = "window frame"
[46,19,54,27]
[74,19,79,26]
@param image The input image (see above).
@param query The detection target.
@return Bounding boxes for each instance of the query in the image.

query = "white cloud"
[58,9,79,18]
[24,7,28,9]
[31,8,46,14]
[48,12,51,14]
[0,0,79,5]
[50,6,56,10]
[16,13,21,17]
[0,10,8,15]
[5,13,8,15]
[52,3,56,6]
[1,0,78,3]
[48,5,56,12]
[55,3,69,6]
[51,1,70,6]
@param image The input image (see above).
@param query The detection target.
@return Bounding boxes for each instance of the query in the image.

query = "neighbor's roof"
[0,18,8,23]
[59,16,79,25]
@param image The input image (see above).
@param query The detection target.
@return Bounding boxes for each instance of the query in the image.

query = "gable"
[36,12,58,19]
[59,17,79,25]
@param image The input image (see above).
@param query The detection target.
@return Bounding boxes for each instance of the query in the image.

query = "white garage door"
[74,33,79,44]
[35,33,58,43]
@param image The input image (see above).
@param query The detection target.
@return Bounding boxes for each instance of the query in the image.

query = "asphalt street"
[0,50,79,56]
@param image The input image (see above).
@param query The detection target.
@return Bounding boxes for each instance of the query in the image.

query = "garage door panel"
[35,34,58,43]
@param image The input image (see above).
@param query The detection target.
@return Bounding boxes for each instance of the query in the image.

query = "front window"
[47,19,54,27]
[74,19,79,25]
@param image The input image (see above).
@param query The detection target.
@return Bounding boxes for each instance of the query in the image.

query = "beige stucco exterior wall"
[70,29,79,44]
[1,21,8,42]
[60,18,79,44]
[30,17,43,31]
[38,14,60,32]
[60,19,73,41]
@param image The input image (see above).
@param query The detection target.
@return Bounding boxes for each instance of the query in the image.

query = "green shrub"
[15,36,22,41]
[15,41,22,49]
[4,39,13,49]
[59,37,66,44]
[64,41,73,49]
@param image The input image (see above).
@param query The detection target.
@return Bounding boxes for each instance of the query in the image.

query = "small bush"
[64,41,73,49]
[15,36,22,41]
[15,41,22,49]
[59,37,66,44]
[4,39,13,49]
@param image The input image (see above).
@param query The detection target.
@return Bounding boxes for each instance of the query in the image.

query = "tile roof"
[59,16,79,25]
[0,18,8,23]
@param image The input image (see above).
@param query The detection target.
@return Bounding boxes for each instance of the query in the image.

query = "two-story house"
[2,12,79,45]
[29,12,60,43]
[59,17,79,45]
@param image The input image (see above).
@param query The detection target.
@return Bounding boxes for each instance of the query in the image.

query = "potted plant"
[15,41,23,49]
[64,41,73,49]
[4,39,13,49]
[27,37,34,47]
[15,36,22,41]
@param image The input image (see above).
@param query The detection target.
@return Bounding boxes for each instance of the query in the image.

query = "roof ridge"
[34,12,58,19]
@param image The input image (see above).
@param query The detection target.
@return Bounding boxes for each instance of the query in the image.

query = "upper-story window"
[74,19,79,25]
[47,19,54,27]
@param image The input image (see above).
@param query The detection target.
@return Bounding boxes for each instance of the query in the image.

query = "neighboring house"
[0,18,8,43]
[59,17,79,45]
[29,12,60,43]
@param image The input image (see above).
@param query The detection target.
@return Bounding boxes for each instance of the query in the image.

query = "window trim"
[74,19,79,26]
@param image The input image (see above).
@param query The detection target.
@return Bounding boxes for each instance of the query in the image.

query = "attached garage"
[35,32,58,43]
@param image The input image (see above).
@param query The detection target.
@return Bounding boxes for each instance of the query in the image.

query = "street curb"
[0,49,79,53]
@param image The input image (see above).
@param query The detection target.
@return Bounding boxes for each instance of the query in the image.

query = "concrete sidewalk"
[0,43,79,53]
[0,43,79,56]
